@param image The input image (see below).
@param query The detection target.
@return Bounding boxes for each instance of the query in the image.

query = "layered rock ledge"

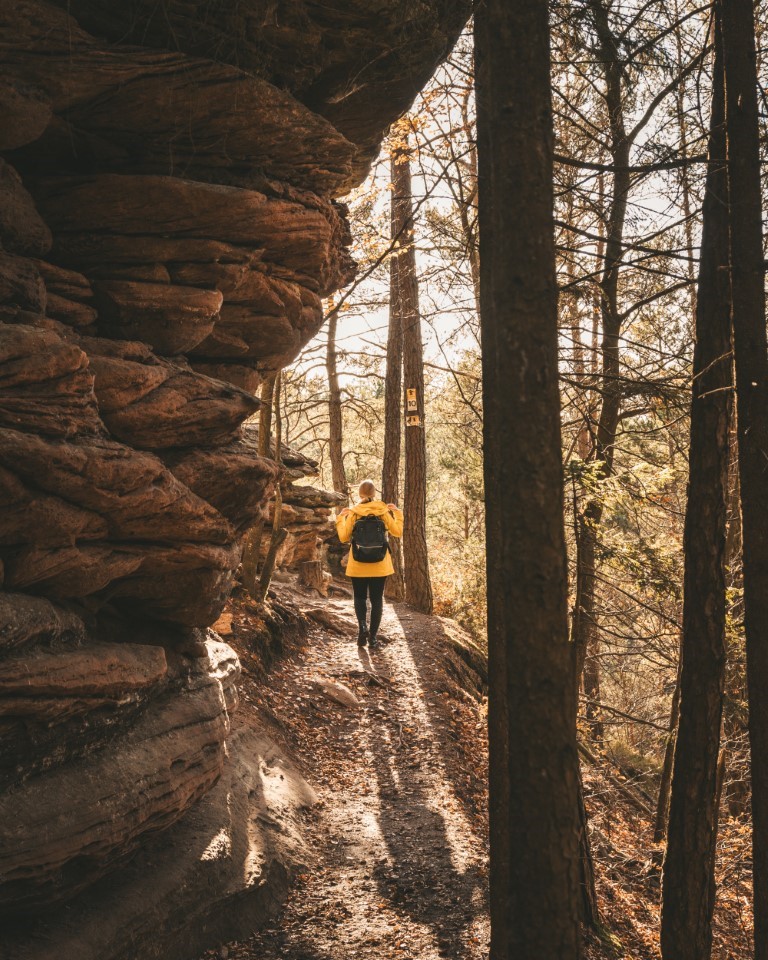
[0,0,468,935]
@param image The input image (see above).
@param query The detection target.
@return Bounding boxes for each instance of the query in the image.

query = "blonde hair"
[358,479,376,501]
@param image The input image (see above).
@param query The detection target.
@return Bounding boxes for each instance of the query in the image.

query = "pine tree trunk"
[660,20,731,955]
[391,137,433,615]
[258,371,285,602]
[721,1,768,953]
[258,374,275,457]
[383,201,405,602]
[475,2,582,956]
[572,0,631,724]
[326,306,349,509]
[654,654,682,845]
[241,375,277,597]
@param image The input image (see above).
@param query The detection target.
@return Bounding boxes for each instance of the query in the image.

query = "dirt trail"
[203,592,490,960]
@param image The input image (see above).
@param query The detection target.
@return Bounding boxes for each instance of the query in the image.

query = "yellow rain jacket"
[336,500,404,578]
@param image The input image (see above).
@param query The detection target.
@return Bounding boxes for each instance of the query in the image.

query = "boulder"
[33,174,353,294]
[315,679,359,708]
[189,360,262,394]
[0,641,168,720]
[0,637,239,912]
[0,430,233,545]
[164,443,279,530]
[0,160,51,256]
[0,251,46,317]
[94,280,223,355]
[107,541,243,626]
[0,729,316,960]
[0,324,100,438]
[87,350,260,449]
[33,260,93,302]
[0,464,108,547]
[0,75,51,151]
[45,292,98,328]
[41,0,471,185]
[5,543,144,598]
[0,592,85,654]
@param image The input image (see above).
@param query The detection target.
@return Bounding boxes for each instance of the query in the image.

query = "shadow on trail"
[363,606,487,957]
[391,605,489,834]
[369,744,484,957]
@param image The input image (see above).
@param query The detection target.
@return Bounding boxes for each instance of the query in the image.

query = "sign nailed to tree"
[406,388,420,426]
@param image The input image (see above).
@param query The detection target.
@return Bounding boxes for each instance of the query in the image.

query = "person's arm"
[336,509,355,543]
[382,505,404,538]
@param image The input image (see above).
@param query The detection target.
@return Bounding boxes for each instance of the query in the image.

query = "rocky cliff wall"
[0,0,468,921]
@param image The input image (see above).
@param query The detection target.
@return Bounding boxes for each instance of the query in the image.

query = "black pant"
[352,576,386,636]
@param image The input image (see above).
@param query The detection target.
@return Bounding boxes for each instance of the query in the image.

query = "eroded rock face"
[0,0,468,919]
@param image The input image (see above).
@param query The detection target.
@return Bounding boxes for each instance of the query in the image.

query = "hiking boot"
[368,634,378,649]
[357,627,368,647]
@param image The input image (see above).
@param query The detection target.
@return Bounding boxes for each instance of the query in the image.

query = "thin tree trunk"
[259,374,276,457]
[577,766,600,926]
[573,0,631,708]
[583,645,603,741]
[457,80,481,319]
[326,305,349,509]
[721,1,768,953]
[475,2,581,956]
[258,371,285,602]
[660,20,730,957]
[242,375,278,597]
[391,136,433,615]
[654,653,682,845]
[383,199,405,602]
[673,0,698,315]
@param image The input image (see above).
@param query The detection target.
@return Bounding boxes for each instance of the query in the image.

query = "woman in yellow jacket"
[336,479,404,648]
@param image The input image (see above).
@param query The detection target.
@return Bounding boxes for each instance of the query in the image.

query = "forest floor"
[198,579,751,960]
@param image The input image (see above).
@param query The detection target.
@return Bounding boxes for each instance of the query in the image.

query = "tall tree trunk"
[573,0,631,715]
[457,79,481,319]
[672,0,698,315]
[721,1,768,953]
[391,137,433,614]
[383,207,405,601]
[242,374,277,597]
[654,650,682,845]
[258,374,276,458]
[258,371,285,602]
[475,2,581,957]
[660,16,731,956]
[326,305,349,510]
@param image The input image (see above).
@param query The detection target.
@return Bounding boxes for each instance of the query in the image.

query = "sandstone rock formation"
[264,435,347,570]
[0,0,468,940]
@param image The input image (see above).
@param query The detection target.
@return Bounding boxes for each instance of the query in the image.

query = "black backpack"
[351,514,389,563]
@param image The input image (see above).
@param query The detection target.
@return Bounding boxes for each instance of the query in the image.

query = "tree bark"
[391,136,433,614]
[241,375,277,597]
[383,184,406,602]
[653,654,682,845]
[572,0,631,723]
[258,371,285,602]
[258,374,276,457]
[660,23,731,956]
[475,2,582,957]
[326,305,349,509]
[721,1,768,953]
[298,559,325,594]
